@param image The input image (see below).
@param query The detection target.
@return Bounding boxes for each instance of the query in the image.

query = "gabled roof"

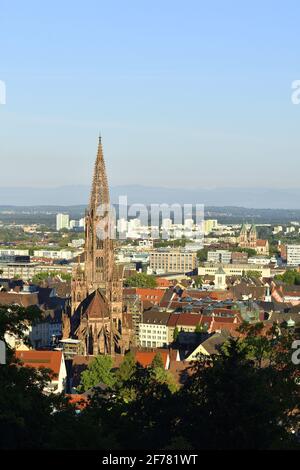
[200,331,230,355]
[141,310,170,325]
[256,239,268,247]
[187,331,230,358]
[0,291,39,307]
[167,312,203,328]
[135,350,169,369]
[15,350,63,378]
[215,266,226,275]
[75,289,109,320]
[37,287,54,305]
[212,315,240,324]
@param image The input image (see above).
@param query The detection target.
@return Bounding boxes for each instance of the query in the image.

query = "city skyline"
[1,2,300,455]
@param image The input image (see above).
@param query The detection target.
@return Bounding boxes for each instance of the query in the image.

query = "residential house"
[15,350,67,394]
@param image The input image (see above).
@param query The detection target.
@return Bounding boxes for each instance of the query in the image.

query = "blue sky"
[1,0,300,189]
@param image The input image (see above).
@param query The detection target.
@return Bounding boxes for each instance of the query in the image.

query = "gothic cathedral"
[63,137,130,356]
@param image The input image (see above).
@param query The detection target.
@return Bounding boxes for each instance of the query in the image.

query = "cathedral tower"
[84,136,114,292]
[68,137,129,355]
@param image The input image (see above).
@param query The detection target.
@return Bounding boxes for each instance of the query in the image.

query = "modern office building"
[207,250,232,264]
[149,249,198,274]
[286,244,300,266]
[56,213,70,231]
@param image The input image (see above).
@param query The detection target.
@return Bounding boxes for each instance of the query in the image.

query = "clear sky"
[1,0,300,189]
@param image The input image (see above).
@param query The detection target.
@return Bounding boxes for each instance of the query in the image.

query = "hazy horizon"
[1,184,300,210]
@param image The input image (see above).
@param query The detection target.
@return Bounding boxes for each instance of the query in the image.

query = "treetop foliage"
[124,272,157,288]
[0,304,299,450]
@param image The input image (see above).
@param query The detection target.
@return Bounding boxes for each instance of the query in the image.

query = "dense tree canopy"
[275,270,300,286]
[79,355,115,391]
[0,304,299,450]
[124,272,157,288]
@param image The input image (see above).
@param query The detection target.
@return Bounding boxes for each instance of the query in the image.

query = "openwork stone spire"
[85,136,114,291]
[89,135,110,211]
[70,136,130,356]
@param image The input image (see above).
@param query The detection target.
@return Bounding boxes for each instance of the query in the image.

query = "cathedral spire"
[70,135,130,355]
[89,136,110,211]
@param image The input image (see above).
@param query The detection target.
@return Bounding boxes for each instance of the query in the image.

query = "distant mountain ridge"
[0,184,300,209]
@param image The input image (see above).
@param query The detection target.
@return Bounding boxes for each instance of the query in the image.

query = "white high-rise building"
[162,218,172,230]
[56,213,69,231]
[204,219,218,234]
[79,218,85,228]
[286,245,300,266]
[69,220,78,229]
[117,218,128,234]
[184,218,194,230]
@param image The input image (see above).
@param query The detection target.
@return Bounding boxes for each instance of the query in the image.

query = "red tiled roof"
[135,350,169,369]
[167,313,180,327]
[212,316,240,324]
[177,313,202,327]
[256,239,268,247]
[0,292,39,307]
[156,278,173,288]
[136,288,166,304]
[182,290,232,301]
[212,308,235,316]
[209,319,240,334]
[15,350,63,378]
[168,313,203,327]
[66,394,88,410]
[199,315,214,325]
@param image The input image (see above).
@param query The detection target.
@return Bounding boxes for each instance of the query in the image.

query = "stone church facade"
[238,224,269,255]
[63,137,131,355]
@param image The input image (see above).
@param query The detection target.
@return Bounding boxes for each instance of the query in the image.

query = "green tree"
[85,364,175,449]
[155,238,188,248]
[80,355,115,391]
[179,334,299,449]
[151,352,165,369]
[246,270,261,279]
[31,272,51,284]
[196,248,208,263]
[275,269,300,286]
[0,360,66,449]
[173,326,179,342]
[115,351,136,385]
[0,304,42,362]
[232,246,257,257]
[150,353,178,393]
[31,271,71,284]
[0,304,74,449]
[124,273,157,288]
[151,366,178,394]
[193,275,203,287]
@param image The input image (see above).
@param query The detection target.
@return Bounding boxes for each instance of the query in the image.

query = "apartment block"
[139,310,170,348]
[207,250,232,264]
[286,245,300,266]
[149,249,197,274]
